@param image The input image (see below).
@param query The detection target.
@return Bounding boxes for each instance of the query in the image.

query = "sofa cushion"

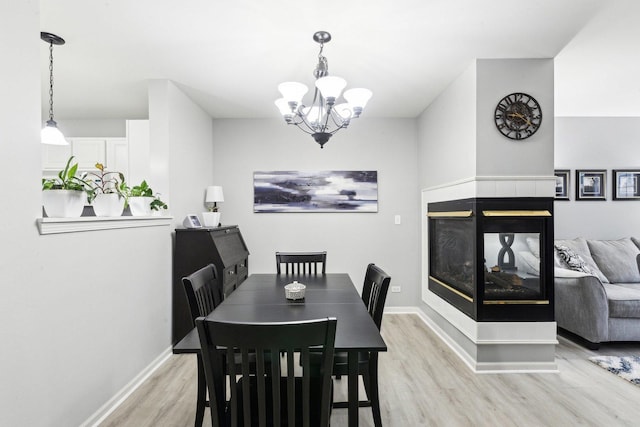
[555,237,609,283]
[603,283,640,318]
[587,238,640,283]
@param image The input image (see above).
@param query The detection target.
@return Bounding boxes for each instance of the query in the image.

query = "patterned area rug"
[589,356,640,386]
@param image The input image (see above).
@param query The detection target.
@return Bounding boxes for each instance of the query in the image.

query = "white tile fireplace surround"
[421,175,558,373]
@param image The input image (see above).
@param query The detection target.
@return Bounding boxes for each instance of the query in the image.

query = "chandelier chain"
[48,42,55,121]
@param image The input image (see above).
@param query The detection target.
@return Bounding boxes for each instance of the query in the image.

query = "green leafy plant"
[85,163,127,202]
[127,180,168,211]
[42,156,89,192]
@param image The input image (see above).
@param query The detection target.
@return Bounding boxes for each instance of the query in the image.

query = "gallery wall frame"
[575,169,606,201]
[554,169,570,200]
[612,169,640,200]
[253,170,378,213]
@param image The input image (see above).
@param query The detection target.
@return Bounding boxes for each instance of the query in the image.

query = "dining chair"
[276,251,327,275]
[332,263,390,427]
[182,263,224,427]
[196,317,337,427]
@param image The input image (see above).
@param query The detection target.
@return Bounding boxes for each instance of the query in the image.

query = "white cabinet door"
[42,142,72,170]
[71,138,106,170]
[42,132,133,175]
[106,138,129,177]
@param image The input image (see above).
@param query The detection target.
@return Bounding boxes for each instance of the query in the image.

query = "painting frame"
[554,169,570,200]
[575,169,606,201]
[253,170,378,213]
[612,169,640,200]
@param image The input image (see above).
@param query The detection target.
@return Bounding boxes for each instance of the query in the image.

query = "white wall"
[211,118,421,306]
[58,119,127,137]
[149,80,215,227]
[0,4,173,426]
[418,61,477,189]
[555,117,640,239]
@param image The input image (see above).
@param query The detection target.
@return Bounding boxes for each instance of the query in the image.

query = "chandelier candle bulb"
[275,30,371,148]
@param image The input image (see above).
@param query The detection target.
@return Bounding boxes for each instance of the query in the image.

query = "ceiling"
[39,0,639,121]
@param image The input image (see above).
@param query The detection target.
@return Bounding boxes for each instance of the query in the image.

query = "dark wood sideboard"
[173,225,249,345]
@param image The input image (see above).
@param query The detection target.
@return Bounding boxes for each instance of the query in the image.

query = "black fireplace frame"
[428,197,554,322]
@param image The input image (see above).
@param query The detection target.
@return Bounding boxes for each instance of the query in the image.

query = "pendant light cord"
[48,41,55,121]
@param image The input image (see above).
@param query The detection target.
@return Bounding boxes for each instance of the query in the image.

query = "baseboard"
[80,346,173,427]
[384,306,422,314]
[385,307,559,373]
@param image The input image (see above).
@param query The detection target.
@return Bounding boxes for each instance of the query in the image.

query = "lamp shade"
[274,98,293,116]
[41,120,68,145]
[315,76,347,102]
[205,186,224,203]
[278,82,308,104]
[343,88,372,109]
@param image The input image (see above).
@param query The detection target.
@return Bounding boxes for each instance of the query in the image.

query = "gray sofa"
[551,237,640,349]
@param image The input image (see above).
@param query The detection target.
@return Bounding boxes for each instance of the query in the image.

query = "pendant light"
[40,32,68,145]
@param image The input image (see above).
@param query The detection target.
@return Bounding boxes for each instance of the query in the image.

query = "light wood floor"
[100,314,640,426]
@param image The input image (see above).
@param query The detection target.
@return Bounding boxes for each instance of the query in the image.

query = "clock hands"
[508,112,531,126]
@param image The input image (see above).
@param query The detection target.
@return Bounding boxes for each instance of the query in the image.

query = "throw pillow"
[587,238,640,283]
[555,237,610,283]
[555,244,596,275]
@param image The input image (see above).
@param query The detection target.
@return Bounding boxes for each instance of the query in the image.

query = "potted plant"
[126,180,168,216]
[42,156,89,218]
[86,163,127,217]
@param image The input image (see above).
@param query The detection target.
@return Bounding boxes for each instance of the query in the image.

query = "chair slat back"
[361,263,391,331]
[276,251,327,275]
[196,317,337,427]
[182,264,223,324]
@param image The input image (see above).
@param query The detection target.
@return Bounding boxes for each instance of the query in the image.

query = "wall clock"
[494,92,542,140]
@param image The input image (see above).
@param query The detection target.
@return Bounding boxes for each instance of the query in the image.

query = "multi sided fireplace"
[427,197,554,322]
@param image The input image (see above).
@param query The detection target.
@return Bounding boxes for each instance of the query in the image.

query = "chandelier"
[275,31,372,149]
[40,32,68,145]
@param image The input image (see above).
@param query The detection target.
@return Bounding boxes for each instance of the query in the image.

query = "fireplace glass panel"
[430,218,475,299]
[483,232,541,301]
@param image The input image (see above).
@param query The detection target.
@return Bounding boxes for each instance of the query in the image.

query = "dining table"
[173,273,388,427]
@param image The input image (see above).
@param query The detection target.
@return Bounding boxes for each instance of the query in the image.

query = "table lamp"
[202,186,224,227]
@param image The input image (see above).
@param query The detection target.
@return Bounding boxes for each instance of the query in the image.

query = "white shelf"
[37,215,173,235]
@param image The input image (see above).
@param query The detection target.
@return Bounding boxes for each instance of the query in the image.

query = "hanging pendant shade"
[41,119,67,145]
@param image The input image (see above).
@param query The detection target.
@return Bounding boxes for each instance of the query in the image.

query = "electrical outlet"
[391,286,401,293]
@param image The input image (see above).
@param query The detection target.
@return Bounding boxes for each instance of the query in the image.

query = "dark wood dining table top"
[173,273,387,353]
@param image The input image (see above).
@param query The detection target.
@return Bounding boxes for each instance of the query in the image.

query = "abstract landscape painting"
[254,171,378,212]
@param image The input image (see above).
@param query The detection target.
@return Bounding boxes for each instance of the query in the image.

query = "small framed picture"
[613,169,640,200]
[554,170,570,200]
[576,169,606,200]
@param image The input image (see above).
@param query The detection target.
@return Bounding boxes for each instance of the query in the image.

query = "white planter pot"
[202,211,221,227]
[92,193,125,217]
[129,196,154,216]
[42,190,86,218]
